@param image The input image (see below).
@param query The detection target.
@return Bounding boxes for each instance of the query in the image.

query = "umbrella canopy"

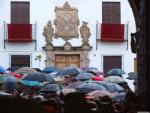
[66,81,84,89]
[101,83,125,93]
[86,90,116,99]
[8,72,22,79]
[32,68,42,72]
[0,74,19,83]
[61,88,76,96]
[42,67,59,74]
[112,92,126,102]
[6,66,20,72]
[39,83,62,93]
[15,67,37,75]
[107,68,125,76]
[0,66,6,74]
[104,76,125,83]
[55,67,82,76]
[127,72,137,80]
[86,81,125,93]
[75,72,95,80]
[23,72,55,83]
[92,75,104,81]
[76,82,107,94]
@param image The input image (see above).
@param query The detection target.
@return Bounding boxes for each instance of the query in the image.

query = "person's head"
[125,91,138,112]
[98,96,114,113]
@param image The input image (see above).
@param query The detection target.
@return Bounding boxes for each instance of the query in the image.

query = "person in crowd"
[64,92,90,113]
[123,91,138,113]
[0,95,47,113]
[113,101,125,113]
[97,95,116,113]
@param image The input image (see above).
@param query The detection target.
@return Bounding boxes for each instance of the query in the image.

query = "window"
[11,55,30,67]
[11,2,30,24]
[102,2,120,24]
[103,56,122,74]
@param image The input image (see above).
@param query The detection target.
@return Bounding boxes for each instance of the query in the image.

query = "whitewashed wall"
[0,0,136,73]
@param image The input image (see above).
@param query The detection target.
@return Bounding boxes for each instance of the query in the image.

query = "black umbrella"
[23,72,55,83]
[55,67,82,76]
[39,83,63,93]
[112,92,126,102]
[127,72,137,80]
[107,68,125,76]
[7,66,20,72]
[42,67,59,74]
[86,81,125,93]
[76,82,106,94]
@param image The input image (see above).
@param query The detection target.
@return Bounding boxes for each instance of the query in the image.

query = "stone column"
[80,51,89,67]
[137,0,150,110]
[45,51,55,67]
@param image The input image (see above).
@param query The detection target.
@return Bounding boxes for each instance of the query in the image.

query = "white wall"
[0,0,136,73]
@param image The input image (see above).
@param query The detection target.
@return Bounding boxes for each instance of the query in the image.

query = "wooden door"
[55,55,80,69]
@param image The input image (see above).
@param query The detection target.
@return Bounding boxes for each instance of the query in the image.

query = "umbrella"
[86,90,116,99]
[127,72,137,80]
[75,72,95,80]
[101,83,125,93]
[66,81,84,89]
[39,83,62,93]
[61,88,76,96]
[112,92,126,102]
[32,68,42,72]
[6,66,20,72]
[76,82,107,93]
[92,75,104,81]
[42,67,59,74]
[55,67,82,76]
[0,66,6,74]
[107,68,125,76]
[104,76,125,83]
[86,81,125,93]
[0,74,20,83]
[23,72,55,83]
[8,72,22,79]
[20,80,43,87]
[15,67,37,75]
[0,75,19,93]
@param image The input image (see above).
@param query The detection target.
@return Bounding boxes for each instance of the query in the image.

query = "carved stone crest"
[64,42,72,50]
[54,2,79,41]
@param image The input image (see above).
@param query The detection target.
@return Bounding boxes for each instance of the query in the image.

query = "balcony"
[95,22,129,49]
[3,22,37,49]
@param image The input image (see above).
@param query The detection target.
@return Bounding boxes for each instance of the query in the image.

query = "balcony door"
[11,2,30,24]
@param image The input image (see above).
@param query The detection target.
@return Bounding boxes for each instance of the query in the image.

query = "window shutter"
[102,2,120,24]
[11,2,30,24]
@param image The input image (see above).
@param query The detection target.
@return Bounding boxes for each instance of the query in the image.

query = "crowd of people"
[0,66,138,113]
